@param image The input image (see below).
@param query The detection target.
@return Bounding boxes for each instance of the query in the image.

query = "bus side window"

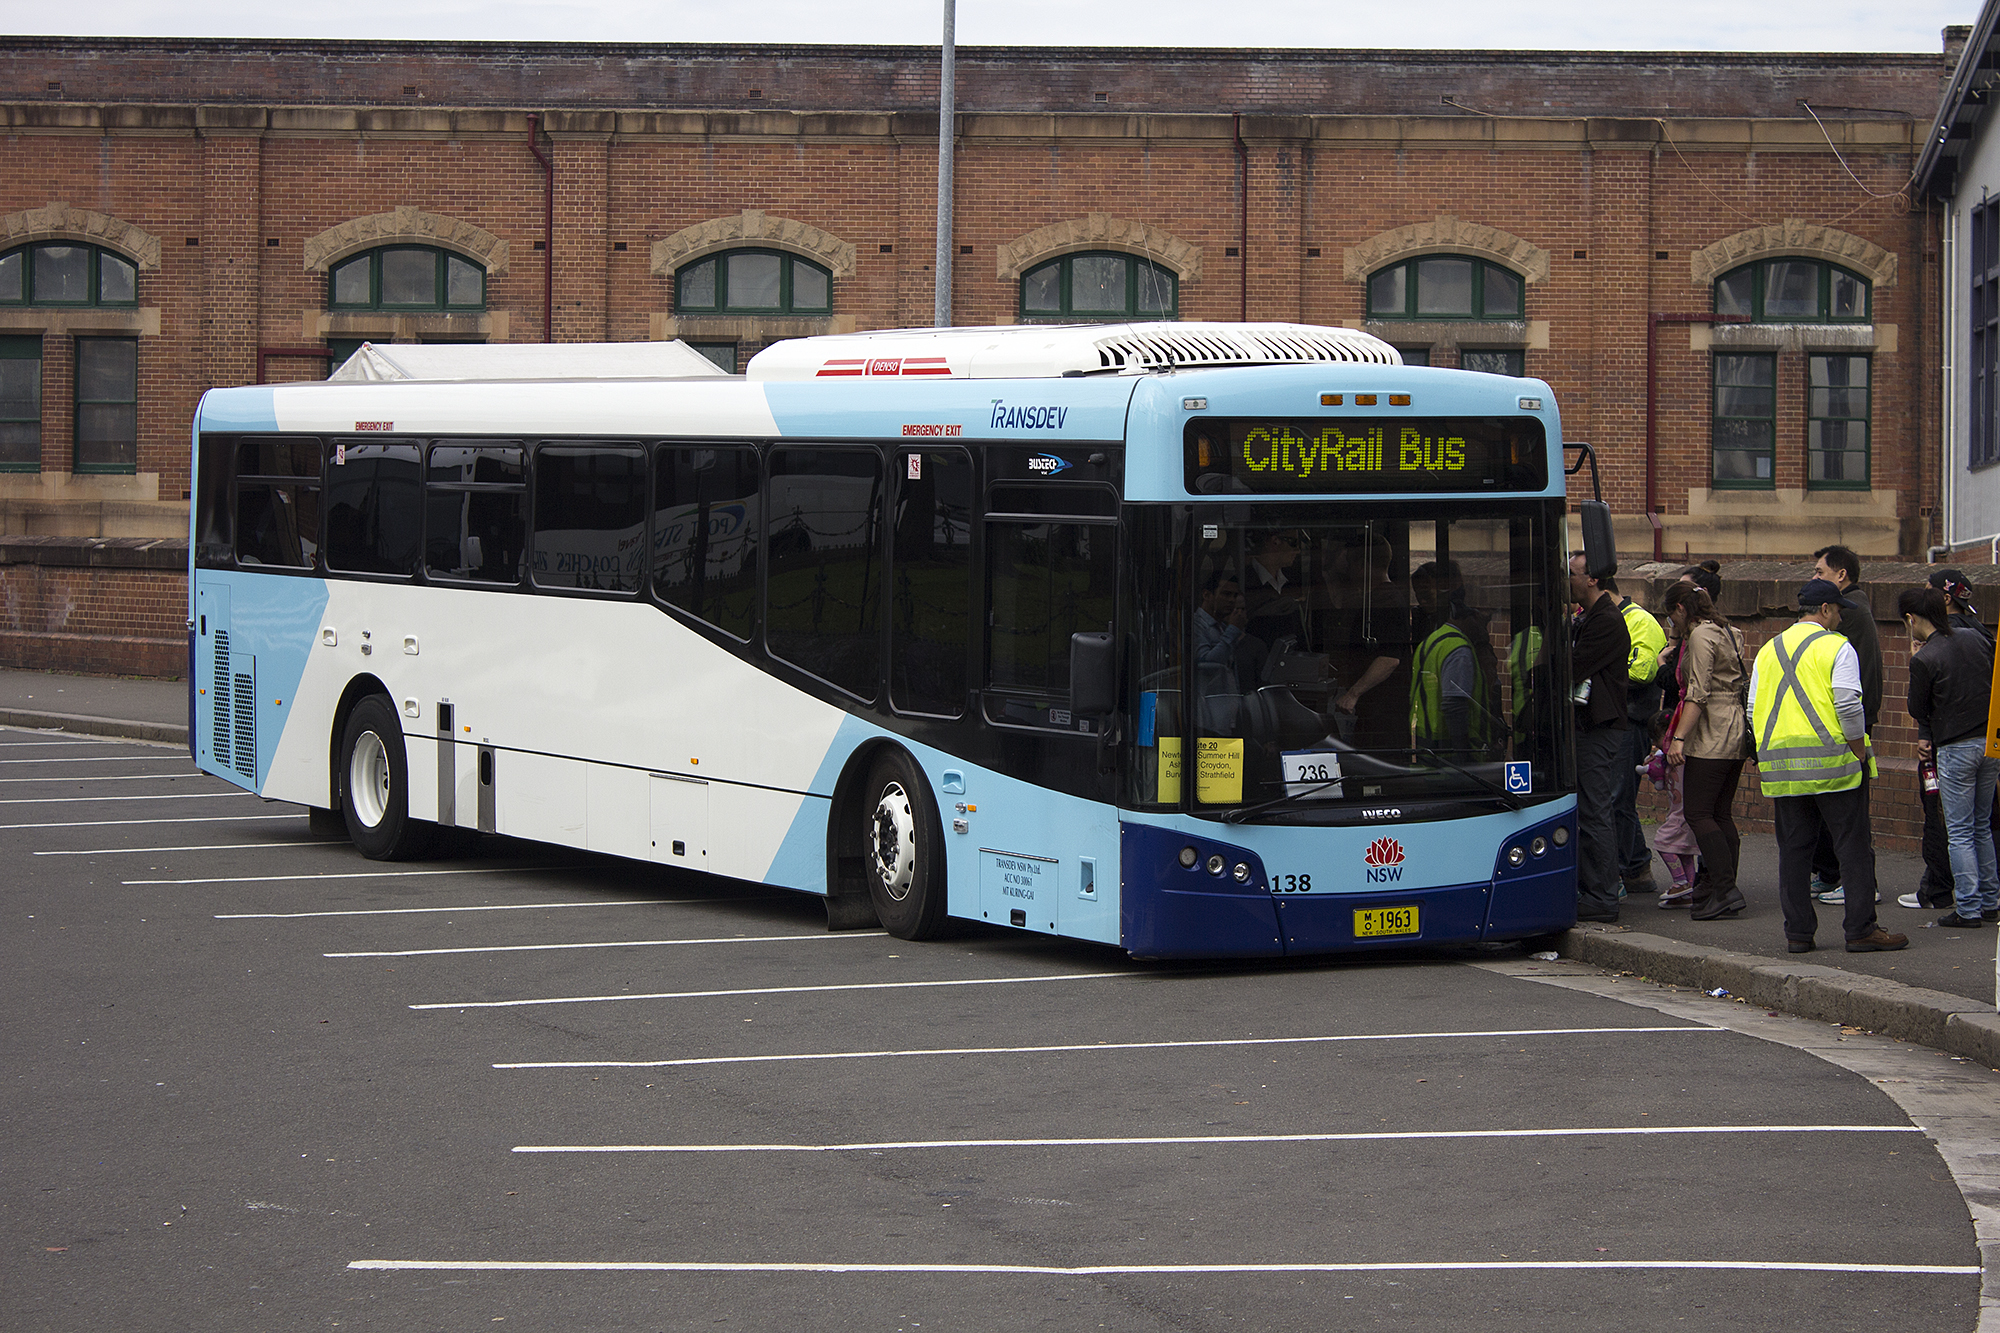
[890,448,971,717]
[425,441,525,585]
[653,443,759,641]
[766,446,882,701]
[984,517,1115,730]
[326,439,421,577]
[530,443,646,594]
[234,436,321,570]
[195,434,236,569]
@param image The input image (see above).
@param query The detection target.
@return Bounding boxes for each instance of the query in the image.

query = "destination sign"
[1185,417,1547,495]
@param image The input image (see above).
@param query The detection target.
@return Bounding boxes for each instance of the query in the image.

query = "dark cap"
[1928,567,1969,592]
[1798,578,1859,610]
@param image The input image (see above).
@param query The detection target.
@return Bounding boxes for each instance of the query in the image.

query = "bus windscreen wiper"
[1413,748,1523,811]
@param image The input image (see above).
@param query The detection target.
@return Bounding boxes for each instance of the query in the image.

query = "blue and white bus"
[188,322,1587,958]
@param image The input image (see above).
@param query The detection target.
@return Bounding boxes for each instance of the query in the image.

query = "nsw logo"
[1364,836,1406,883]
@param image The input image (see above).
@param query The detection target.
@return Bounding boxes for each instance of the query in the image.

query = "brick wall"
[0,38,1953,674]
[0,538,186,677]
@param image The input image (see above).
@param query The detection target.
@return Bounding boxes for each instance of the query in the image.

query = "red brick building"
[0,36,1959,675]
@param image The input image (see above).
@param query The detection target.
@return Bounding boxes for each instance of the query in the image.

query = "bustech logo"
[1364,836,1406,883]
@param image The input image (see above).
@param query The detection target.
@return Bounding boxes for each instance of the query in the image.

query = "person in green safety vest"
[1748,579,1908,954]
[1613,582,1669,897]
[1409,566,1498,761]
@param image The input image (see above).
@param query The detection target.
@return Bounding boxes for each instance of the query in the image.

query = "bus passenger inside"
[1320,533,1411,753]
[1409,561,1503,762]
[1194,567,1247,733]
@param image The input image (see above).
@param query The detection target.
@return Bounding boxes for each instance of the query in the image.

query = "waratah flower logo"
[1364,837,1405,867]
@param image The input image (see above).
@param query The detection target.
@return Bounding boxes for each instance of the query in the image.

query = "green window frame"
[0,243,138,308]
[74,337,138,475]
[1019,252,1177,321]
[675,249,832,316]
[1712,352,1776,489]
[1713,258,1870,323]
[0,336,41,472]
[1807,354,1870,490]
[327,246,486,312]
[1367,256,1523,320]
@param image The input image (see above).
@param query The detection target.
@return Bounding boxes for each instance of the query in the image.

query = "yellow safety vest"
[1751,621,1874,796]
[1621,599,1666,685]
[1411,622,1493,753]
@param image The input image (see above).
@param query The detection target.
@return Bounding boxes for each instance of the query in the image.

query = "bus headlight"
[1551,825,1570,847]
[1506,845,1526,868]
[1205,854,1226,876]
[1530,836,1548,857]
[1179,846,1199,869]
[1232,862,1251,883]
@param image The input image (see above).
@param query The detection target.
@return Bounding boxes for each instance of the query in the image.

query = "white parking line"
[0,791,254,806]
[514,1124,1927,1155]
[217,897,745,920]
[1,814,299,831]
[0,755,193,765]
[0,773,201,785]
[493,1024,1722,1070]
[0,738,132,748]
[37,841,345,856]
[129,865,578,886]
[413,971,1131,1011]
[348,1257,1979,1276]
[329,931,888,958]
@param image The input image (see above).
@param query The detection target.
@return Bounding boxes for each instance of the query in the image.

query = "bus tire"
[863,750,948,940]
[340,695,434,861]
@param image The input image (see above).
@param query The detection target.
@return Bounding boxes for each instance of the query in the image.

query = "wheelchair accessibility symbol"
[1503,761,1533,795]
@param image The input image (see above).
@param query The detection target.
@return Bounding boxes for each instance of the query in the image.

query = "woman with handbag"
[1660,582,1751,921]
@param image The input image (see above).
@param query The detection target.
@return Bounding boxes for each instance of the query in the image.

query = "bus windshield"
[1135,500,1575,819]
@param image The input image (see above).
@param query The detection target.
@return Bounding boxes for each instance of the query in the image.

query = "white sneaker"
[1812,886,1845,904]
[1897,892,1922,910]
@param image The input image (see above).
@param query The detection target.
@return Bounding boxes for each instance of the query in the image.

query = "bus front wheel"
[340,695,434,861]
[863,751,948,940]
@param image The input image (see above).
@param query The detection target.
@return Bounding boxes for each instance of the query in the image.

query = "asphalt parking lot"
[3,725,1989,1331]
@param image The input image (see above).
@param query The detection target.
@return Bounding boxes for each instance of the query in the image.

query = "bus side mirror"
[1069,632,1116,716]
[1579,500,1616,580]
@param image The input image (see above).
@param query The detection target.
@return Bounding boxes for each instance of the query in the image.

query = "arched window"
[328,246,486,311]
[1366,256,1522,320]
[676,249,832,316]
[1019,252,1177,320]
[0,242,138,307]
[1713,258,1870,323]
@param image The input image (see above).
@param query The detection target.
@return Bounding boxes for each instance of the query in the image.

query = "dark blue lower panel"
[1276,884,1495,954]
[1482,864,1578,939]
[1122,822,1282,958]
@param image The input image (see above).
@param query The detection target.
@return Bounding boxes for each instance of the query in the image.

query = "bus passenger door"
[649,773,709,871]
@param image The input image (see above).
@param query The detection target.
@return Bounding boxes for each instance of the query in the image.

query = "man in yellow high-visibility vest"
[1748,579,1908,954]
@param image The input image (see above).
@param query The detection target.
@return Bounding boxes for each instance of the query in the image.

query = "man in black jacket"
[1569,553,1631,923]
[1809,545,1881,904]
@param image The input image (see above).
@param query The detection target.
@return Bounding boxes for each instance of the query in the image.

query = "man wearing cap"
[1748,579,1907,953]
[1907,569,1998,911]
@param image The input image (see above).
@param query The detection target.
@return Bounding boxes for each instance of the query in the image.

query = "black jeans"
[1774,783,1880,943]
[1575,723,1626,918]
[1680,755,1744,902]
[1810,771,1869,885]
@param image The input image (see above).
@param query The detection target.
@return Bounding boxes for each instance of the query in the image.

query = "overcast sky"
[0,0,1977,54]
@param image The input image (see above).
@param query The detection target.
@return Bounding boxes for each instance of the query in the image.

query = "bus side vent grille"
[232,671,256,780]
[211,631,232,765]
[1092,324,1402,371]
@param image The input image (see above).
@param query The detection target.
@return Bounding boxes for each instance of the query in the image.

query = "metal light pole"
[933,0,956,328]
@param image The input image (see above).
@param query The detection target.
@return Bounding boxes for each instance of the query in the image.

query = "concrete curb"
[0,707,187,747]
[1559,924,2000,1068]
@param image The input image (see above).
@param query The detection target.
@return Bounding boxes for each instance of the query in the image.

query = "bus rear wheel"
[340,695,434,861]
[863,750,948,940]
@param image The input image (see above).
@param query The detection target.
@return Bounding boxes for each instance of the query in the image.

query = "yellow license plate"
[1354,905,1420,938]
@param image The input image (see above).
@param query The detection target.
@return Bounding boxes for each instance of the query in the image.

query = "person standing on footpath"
[1659,581,1749,920]
[1807,545,1882,905]
[1900,585,2000,929]
[1569,553,1631,923]
[1749,579,1907,954]
[1613,579,1668,898]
